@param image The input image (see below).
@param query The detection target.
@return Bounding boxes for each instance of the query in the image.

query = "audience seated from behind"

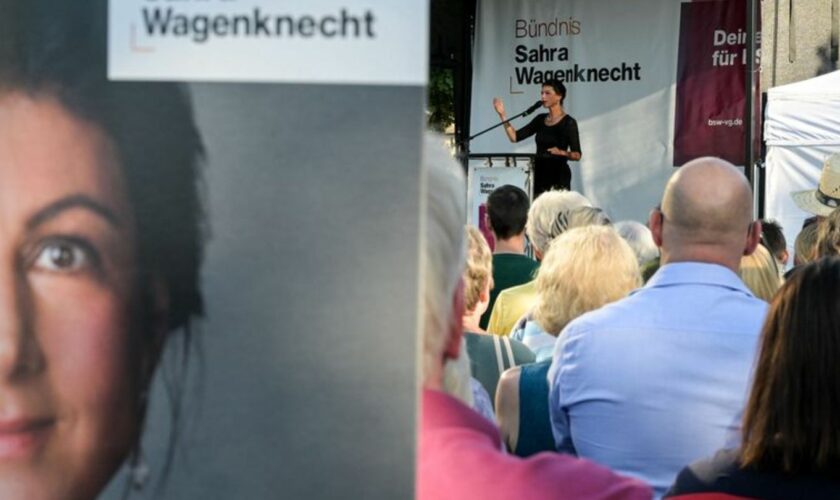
[510,205,613,345]
[496,225,640,457]
[759,219,788,272]
[486,189,591,336]
[555,205,611,233]
[790,153,840,223]
[462,226,535,405]
[495,359,553,458]
[513,223,639,361]
[479,185,539,330]
[786,152,838,279]
[442,336,497,424]
[666,257,840,500]
[417,133,652,500]
[640,257,660,283]
[815,207,840,258]
[784,218,820,280]
[737,243,781,302]
[794,219,819,266]
[548,157,768,498]
[614,220,660,268]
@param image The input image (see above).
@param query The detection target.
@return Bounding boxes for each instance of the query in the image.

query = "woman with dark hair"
[0,1,205,497]
[493,79,582,197]
[666,257,840,499]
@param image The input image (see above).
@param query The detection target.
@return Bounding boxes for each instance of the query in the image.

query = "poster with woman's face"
[0,1,428,498]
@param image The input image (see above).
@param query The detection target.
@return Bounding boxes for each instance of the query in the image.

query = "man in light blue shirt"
[548,157,768,498]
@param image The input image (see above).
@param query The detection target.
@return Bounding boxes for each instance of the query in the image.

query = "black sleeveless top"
[515,113,581,161]
[666,448,840,499]
[515,114,581,195]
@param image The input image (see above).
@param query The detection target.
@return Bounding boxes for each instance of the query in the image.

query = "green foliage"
[428,67,455,132]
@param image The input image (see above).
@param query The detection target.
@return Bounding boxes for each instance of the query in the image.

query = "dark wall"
[431,0,477,149]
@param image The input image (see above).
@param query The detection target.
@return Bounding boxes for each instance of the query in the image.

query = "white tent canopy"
[763,69,840,265]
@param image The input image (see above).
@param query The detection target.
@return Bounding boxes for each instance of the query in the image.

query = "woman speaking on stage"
[493,80,581,198]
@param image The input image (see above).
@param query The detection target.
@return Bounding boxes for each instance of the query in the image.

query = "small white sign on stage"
[468,161,531,228]
[108,0,427,85]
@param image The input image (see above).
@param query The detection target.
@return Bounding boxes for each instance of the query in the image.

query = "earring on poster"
[129,447,150,491]
[128,389,151,493]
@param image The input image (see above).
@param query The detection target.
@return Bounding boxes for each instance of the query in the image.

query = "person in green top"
[479,185,539,329]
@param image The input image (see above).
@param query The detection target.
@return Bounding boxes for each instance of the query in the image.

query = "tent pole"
[745,0,757,193]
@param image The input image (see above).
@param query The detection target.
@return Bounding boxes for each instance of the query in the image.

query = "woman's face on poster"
[0,92,141,498]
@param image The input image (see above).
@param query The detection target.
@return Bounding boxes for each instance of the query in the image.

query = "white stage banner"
[470,0,683,222]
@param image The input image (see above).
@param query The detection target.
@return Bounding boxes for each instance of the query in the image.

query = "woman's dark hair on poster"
[2,1,206,331]
[0,0,206,479]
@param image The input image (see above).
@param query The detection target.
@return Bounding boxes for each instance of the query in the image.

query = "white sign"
[108,0,428,85]
[467,163,531,227]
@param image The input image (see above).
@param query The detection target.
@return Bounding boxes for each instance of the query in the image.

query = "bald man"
[547,158,769,498]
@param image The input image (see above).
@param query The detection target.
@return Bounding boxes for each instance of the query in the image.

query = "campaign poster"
[0,0,428,499]
[673,0,761,166]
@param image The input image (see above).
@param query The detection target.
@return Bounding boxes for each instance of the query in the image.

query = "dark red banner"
[674,0,760,166]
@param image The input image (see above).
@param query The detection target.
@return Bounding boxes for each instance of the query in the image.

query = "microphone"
[525,100,543,115]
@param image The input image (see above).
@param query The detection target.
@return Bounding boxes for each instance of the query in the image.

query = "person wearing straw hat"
[791,153,840,216]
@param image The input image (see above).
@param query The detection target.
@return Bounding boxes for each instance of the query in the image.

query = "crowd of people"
[417,135,840,499]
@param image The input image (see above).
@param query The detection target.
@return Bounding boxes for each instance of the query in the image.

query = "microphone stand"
[457,104,539,163]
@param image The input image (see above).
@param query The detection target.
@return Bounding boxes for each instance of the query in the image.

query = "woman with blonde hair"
[794,221,820,266]
[497,226,640,456]
[462,227,534,405]
[738,244,781,302]
[513,225,640,360]
[508,205,610,338]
